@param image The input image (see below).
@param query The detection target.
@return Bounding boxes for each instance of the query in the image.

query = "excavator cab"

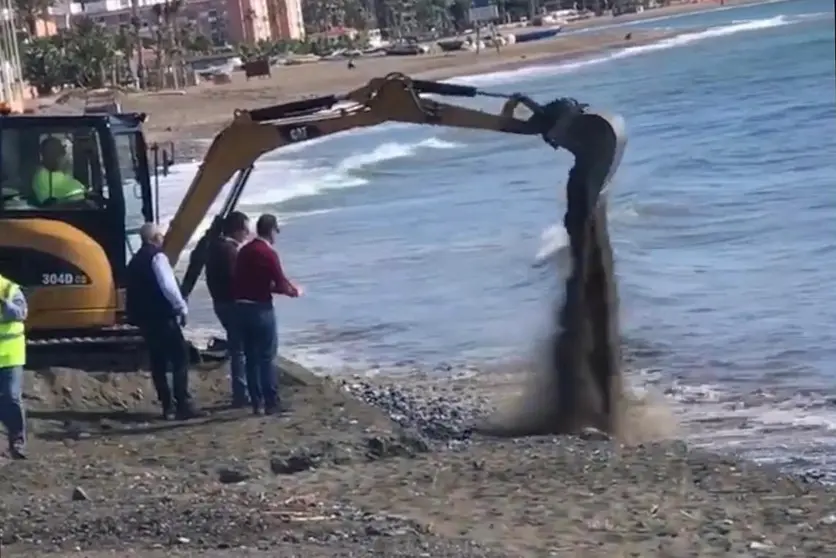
[0,113,159,339]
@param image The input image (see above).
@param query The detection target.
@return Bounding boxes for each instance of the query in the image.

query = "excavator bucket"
[478,108,627,439]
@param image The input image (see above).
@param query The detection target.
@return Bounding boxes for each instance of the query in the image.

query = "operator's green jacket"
[0,273,26,368]
[32,167,87,205]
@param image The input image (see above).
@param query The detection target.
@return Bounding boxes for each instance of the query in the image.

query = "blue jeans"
[236,302,279,410]
[214,301,248,405]
[0,365,25,451]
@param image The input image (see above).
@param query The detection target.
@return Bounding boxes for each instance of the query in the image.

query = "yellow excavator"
[0,74,626,428]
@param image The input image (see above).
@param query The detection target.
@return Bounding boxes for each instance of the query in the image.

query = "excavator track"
[26,326,221,372]
[27,325,144,347]
[26,326,145,371]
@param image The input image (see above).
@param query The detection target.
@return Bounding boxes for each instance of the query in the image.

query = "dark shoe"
[9,446,26,460]
[252,406,264,416]
[175,407,206,420]
[231,398,250,409]
[264,403,287,416]
[161,400,174,420]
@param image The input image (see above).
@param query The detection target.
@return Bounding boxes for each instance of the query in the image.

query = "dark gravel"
[340,379,480,443]
[5,364,836,558]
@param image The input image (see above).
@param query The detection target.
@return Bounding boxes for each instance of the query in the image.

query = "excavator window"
[0,124,109,210]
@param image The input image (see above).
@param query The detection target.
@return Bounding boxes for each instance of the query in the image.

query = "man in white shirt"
[125,223,203,420]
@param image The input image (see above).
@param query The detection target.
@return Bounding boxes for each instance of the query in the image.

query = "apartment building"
[267,0,304,41]
[57,0,304,45]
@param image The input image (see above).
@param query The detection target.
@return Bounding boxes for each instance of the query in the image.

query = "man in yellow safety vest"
[32,137,88,206]
[0,272,27,460]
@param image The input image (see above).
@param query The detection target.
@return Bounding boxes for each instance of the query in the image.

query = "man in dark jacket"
[205,211,250,407]
[126,223,201,420]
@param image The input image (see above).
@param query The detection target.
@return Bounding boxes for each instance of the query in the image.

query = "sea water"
[160,0,836,475]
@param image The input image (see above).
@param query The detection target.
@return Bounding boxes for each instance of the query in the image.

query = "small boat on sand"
[437,39,465,52]
[514,27,562,43]
[384,42,429,56]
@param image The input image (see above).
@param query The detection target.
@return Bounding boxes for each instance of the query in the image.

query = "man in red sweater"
[232,214,301,415]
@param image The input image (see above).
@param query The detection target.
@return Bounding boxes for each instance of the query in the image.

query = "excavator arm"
[163,73,558,267]
[163,72,629,437]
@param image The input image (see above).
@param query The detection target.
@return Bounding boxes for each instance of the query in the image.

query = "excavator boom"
[162,74,555,266]
[164,72,628,437]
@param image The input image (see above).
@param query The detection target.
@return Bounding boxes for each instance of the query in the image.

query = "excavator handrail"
[161,72,587,266]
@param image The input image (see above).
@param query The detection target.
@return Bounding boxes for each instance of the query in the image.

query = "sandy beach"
[122,28,674,145]
[2,360,835,557]
[107,0,764,146]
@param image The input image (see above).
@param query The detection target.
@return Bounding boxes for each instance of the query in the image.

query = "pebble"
[270,454,316,475]
[341,380,477,444]
[71,487,90,501]
[217,468,251,484]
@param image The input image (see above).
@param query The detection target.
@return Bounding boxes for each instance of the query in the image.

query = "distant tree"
[447,0,471,31]
[180,25,214,54]
[149,0,184,88]
[20,35,64,95]
[62,17,118,87]
[21,18,118,94]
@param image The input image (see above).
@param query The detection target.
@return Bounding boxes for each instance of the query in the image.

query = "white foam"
[159,136,462,255]
[565,0,792,33]
[450,15,794,87]
[532,223,571,271]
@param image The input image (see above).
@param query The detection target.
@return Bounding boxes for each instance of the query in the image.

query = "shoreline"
[129,28,677,147]
[3,359,836,556]
[110,0,777,148]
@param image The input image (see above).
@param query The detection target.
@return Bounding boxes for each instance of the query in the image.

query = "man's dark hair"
[224,211,249,236]
[255,214,280,238]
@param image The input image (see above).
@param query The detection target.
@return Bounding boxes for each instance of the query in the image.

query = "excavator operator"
[32,137,88,206]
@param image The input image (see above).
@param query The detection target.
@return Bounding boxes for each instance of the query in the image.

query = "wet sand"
[2,361,835,557]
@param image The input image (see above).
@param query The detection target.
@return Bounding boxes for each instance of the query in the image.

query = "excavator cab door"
[111,125,155,271]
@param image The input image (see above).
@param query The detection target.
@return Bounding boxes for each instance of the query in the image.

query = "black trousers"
[140,319,191,412]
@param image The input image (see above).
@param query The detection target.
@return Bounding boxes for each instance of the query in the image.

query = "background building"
[52,0,304,45]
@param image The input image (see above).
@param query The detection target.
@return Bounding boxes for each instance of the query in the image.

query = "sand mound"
[23,368,154,410]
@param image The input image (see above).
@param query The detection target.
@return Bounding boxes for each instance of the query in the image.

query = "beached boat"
[514,27,562,43]
[437,39,465,52]
[384,42,428,56]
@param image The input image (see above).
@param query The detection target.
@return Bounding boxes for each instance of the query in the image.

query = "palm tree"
[163,0,183,88]
[149,0,183,88]
[130,0,144,88]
